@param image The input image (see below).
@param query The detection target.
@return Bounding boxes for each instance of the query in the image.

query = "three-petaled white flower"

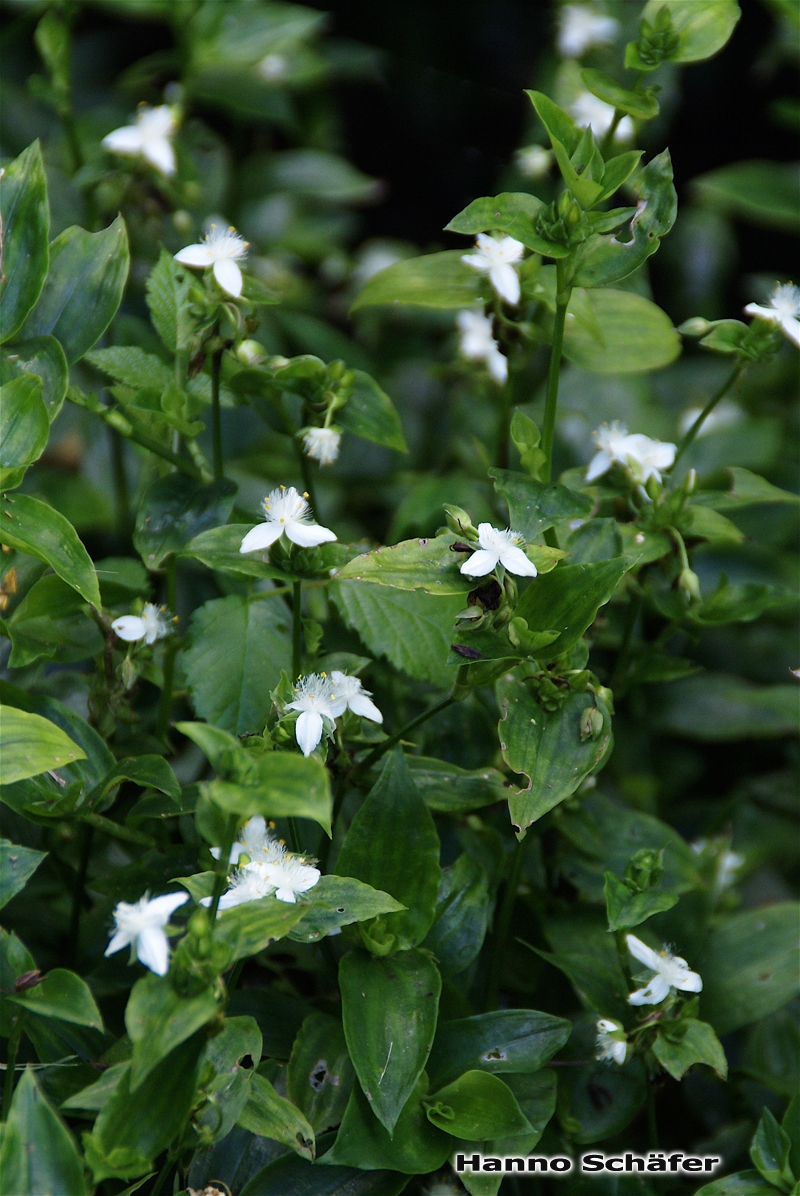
[102,104,177,176]
[462,234,525,307]
[174,224,249,298]
[261,854,321,903]
[105,891,188,976]
[211,815,286,867]
[595,1017,627,1065]
[460,524,538,579]
[457,309,508,383]
[744,282,800,347]
[204,848,320,908]
[626,934,702,1006]
[206,861,276,910]
[571,91,633,141]
[558,5,619,57]
[112,602,172,645]
[586,422,676,486]
[286,673,346,756]
[303,426,342,466]
[239,486,337,554]
[330,670,383,724]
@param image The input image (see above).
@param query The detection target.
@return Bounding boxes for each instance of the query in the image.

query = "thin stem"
[600,110,625,157]
[496,374,514,470]
[156,556,178,744]
[226,959,245,994]
[292,581,303,680]
[149,1156,174,1196]
[210,348,224,481]
[67,824,93,970]
[674,365,742,465]
[79,812,156,849]
[2,1014,24,1120]
[610,591,642,692]
[483,834,529,1012]
[348,695,456,784]
[298,449,319,520]
[108,428,131,541]
[209,815,239,922]
[541,262,571,484]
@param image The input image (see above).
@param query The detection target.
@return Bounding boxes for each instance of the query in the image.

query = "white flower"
[174,224,249,298]
[303,426,342,466]
[595,1018,627,1065]
[203,851,319,909]
[626,934,702,1006]
[286,673,346,756]
[571,91,633,141]
[744,283,800,347]
[211,815,287,867]
[462,234,525,307]
[456,309,508,383]
[202,862,275,910]
[102,104,177,176]
[330,670,383,724]
[558,5,619,57]
[586,422,676,485]
[261,854,321,903]
[678,400,741,438]
[239,486,337,554]
[112,603,171,645]
[460,523,538,579]
[516,144,552,180]
[105,891,188,976]
[258,53,289,82]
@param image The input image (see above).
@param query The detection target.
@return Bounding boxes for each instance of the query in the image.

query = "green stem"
[209,815,239,922]
[67,823,93,970]
[610,591,642,692]
[156,556,178,744]
[79,812,156,849]
[226,959,245,995]
[298,449,319,520]
[149,1155,174,1196]
[292,581,303,680]
[108,428,131,541]
[1,1013,24,1120]
[673,365,742,466]
[484,835,529,1012]
[348,695,457,784]
[600,110,625,157]
[210,348,224,481]
[541,262,571,484]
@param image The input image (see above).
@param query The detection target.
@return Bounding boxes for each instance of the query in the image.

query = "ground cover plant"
[0,0,798,1193]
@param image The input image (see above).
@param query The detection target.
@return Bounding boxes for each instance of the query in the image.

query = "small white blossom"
[330,670,383,724]
[571,91,633,141]
[457,309,508,383]
[211,815,286,867]
[286,673,346,756]
[595,1018,627,1065]
[462,234,525,307]
[239,486,337,554]
[258,53,289,82]
[261,854,321,903]
[204,854,320,908]
[105,891,188,976]
[558,5,619,57]
[626,934,702,1006]
[460,524,538,579]
[112,603,172,646]
[678,399,741,438]
[102,104,177,176]
[515,144,552,180]
[744,282,800,347]
[586,422,676,485]
[174,223,249,298]
[203,861,277,910]
[303,426,342,466]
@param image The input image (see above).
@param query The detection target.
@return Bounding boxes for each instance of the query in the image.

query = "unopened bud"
[580,706,604,742]
[237,340,266,366]
[172,209,193,235]
[679,568,702,602]
[444,505,477,538]
[625,847,664,891]
[677,317,713,338]
[595,685,614,714]
[188,908,210,938]
[121,657,138,691]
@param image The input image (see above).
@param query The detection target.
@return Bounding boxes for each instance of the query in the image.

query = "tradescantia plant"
[0,1,798,1194]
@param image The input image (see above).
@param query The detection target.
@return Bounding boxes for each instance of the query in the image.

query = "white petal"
[142,137,176,177]
[284,520,337,548]
[347,693,383,723]
[585,450,611,482]
[676,968,703,993]
[135,927,170,975]
[213,257,243,298]
[460,548,500,577]
[105,929,131,957]
[112,615,147,642]
[498,544,538,577]
[489,262,520,306]
[487,348,508,384]
[328,694,349,718]
[217,889,248,910]
[744,302,774,322]
[147,891,189,920]
[626,934,663,972]
[295,710,323,756]
[628,974,671,1006]
[239,521,283,553]
[780,314,800,346]
[612,1040,627,1065]
[275,886,298,903]
[102,126,144,155]
[174,244,216,267]
[462,251,487,272]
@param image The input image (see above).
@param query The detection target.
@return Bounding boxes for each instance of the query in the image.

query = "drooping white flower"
[112,603,172,646]
[558,5,619,57]
[626,934,702,1006]
[515,144,552,180]
[239,486,337,554]
[586,423,676,485]
[105,891,188,976]
[595,1018,627,1065]
[678,399,741,438]
[303,426,342,466]
[571,91,634,141]
[330,671,383,724]
[457,309,508,383]
[460,523,538,579]
[462,234,525,307]
[174,224,249,298]
[258,53,289,82]
[261,854,321,903]
[102,104,177,176]
[211,815,287,867]
[744,283,800,347]
[286,673,346,756]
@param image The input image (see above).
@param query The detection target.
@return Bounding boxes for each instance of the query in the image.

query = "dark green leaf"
[0,492,101,606]
[214,898,312,963]
[321,1073,451,1173]
[0,705,86,784]
[692,160,800,233]
[0,838,46,908]
[90,755,180,810]
[5,572,102,669]
[8,967,102,1029]
[423,854,491,977]
[458,1070,558,1196]
[241,1136,409,1195]
[237,1072,316,1161]
[427,1009,571,1089]
[652,1019,728,1081]
[406,756,509,815]
[563,288,680,373]
[0,142,49,345]
[513,558,630,660]
[696,467,800,510]
[339,370,407,453]
[133,473,237,569]
[125,973,219,1090]
[181,523,295,580]
[604,872,678,932]
[650,673,799,741]
[0,334,69,419]
[351,251,485,311]
[288,876,405,944]
[287,1012,355,1133]
[425,1070,531,1139]
[490,469,593,541]
[694,1173,782,1196]
[227,988,312,1061]
[750,1107,794,1190]
[0,1068,87,1196]
[202,753,332,834]
[336,531,473,595]
[445,192,545,251]
[0,375,49,484]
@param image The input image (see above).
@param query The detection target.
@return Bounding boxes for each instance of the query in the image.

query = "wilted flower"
[460,524,538,578]
[174,224,249,298]
[102,104,177,176]
[330,670,383,724]
[744,283,800,347]
[515,144,552,180]
[112,603,172,645]
[626,934,702,1006]
[586,422,676,485]
[571,91,633,141]
[286,673,346,756]
[239,486,337,553]
[595,1017,627,1065]
[303,426,342,465]
[105,891,188,976]
[462,234,525,307]
[557,4,619,57]
[457,309,508,383]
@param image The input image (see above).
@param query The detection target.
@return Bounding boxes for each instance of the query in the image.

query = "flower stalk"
[210,346,224,481]
[674,364,743,465]
[541,260,571,485]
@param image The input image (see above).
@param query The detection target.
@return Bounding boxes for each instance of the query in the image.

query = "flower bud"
[580,705,604,742]
[188,908,210,938]
[444,505,477,538]
[679,567,702,602]
[625,847,664,891]
[595,684,614,714]
[120,657,138,690]
[172,209,193,236]
[236,339,266,366]
[677,317,714,338]
[634,5,680,67]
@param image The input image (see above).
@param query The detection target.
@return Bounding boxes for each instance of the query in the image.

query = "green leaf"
[406,756,509,815]
[288,875,405,944]
[336,531,473,595]
[336,751,441,953]
[351,250,485,311]
[0,492,101,606]
[0,927,35,1036]
[513,558,630,660]
[580,68,659,120]
[562,1052,647,1144]
[0,335,68,421]
[240,1139,409,1195]
[490,469,593,540]
[0,143,49,345]
[197,1015,264,1145]
[237,1072,316,1161]
[321,1072,451,1173]
[339,370,407,453]
[0,374,49,487]
[445,192,546,251]
[697,467,800,509]
[699,903,800,1035]
[61,1062,128,1112]
[85,345,172,390]
[596,150,646,203]
[549,135,605,209]
[653,1019,728,1081]
[214,898,312,963]
[19,217,130,364]
[784,1097,800,1188]
[0,705,86,783]
[427,1009,571,1090]
[8,967,103,1029]
[0,838,46,908]
[459,1070,558,1196]
[694,1172,783,1196]
[203,752,332,835]
[287,1012,355,1133]
[640,0,741,63]
[145,248,193,353]
[133,473,237,570]
[682,504,744,544]
[0,1068,87,1196]
[688,580,794,626]
[651,673,799,741]
[427,1070,531,1140]
[423,854,491,977]
[0,682,114,790]
[339,947,441,1134]
[181,523,294,580]
[89,755,180,811]
[692,160,800,233]
[526,91,581,156]
[750,1107,794,1190]
[563,287,680,373]
[126,973,219,1090]
[604,872,678,932]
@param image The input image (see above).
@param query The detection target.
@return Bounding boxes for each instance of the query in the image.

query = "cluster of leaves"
[0,1,798,1195]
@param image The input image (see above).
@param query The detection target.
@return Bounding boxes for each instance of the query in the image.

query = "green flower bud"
[635,5,681,68]
[580,705,604,741]
[172,209,193,236]
[120,656,138,691]
[188,908,210,938]
[236,339,266,366]
[625,847,664,891]
[679,567,702,602]
[444,505,477,538]
[677,317,714,338]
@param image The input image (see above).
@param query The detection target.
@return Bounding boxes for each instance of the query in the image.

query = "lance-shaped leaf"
[125,973,220,1090]
[580,68,659,120]
[604,871,678,932]
[203,751,332,835]
[288,875,405,944]
[20,217,129,363]
[287,1012,355,1133]
[0,492,101,606]
[339,370,407,453]
[239,1140,410,1195]
[335,531,474,595]
[750,1107,795,1190]
[214,899,313,963]
[237,1072,316,1161]
[8,967,103,1029]
[427,1009,571,1089]
[88,755,181,811]
[652,1019,728,1082]
[0,334,68,419]
[445,192,546,251]
[423,854,491,977]
[491,469,593,540]
[133,473,237,570]
[0,839,46,909]
[0,142,49,345]
[513,558,630,660]
[351,250,486,311]
[0,705,86,784]
[0,1068,87,1196]
[181,524,295,580]
[0,374,49,487]
[526,91,582,155]
[339,947,441,1135]
[406,756,509,815]
[424,1070,532,1140]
